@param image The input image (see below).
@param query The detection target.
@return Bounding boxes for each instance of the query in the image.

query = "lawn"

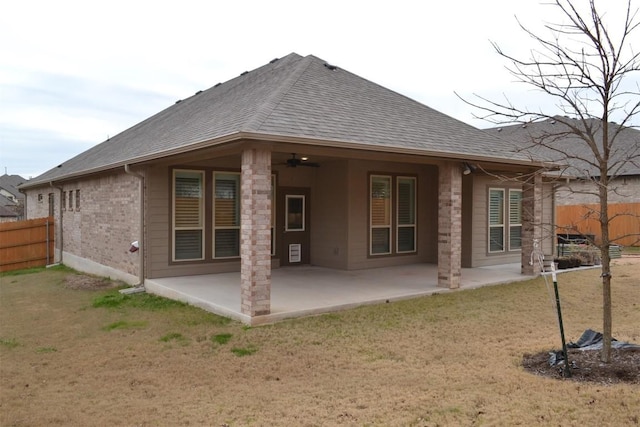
[1,261,639,426]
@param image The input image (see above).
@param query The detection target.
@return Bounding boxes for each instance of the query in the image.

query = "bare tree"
[461,0,640,363]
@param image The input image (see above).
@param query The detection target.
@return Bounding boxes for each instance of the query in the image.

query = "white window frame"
[285,195,305,232]
[271,174,276,256]
[213,171,241,259]
[508,189,523,251]
[396,176,417,254]
[488,188,505,253]
[370,175,392,256]
[172,169,205,262]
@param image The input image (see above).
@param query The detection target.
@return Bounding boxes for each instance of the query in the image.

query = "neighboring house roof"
[0,193,17,207]
[0,204,18,218]
[491,117,640,178]
[24,53,550,189]
[0,174,26,200]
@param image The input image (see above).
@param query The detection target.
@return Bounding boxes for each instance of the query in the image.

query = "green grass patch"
[0,267,46,277]
[0,338,19,348]
[160,332,187,343]
[92,290,188,311]
[102,320,148,331]
[231,346,257,357]
[212,333,232,345]
[36,347,57,353]
[1,264,78,277]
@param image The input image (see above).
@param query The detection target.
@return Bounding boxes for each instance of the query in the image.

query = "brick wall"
[240,148,272,317]
[556,176,640,205]
[437,161,462,289]
[25,171,142,278]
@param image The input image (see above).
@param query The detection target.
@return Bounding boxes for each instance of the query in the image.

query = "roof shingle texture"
[27,53,537,187]
[492,117,640,177]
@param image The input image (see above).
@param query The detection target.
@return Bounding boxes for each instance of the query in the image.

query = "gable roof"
[24,53,549,188]
[491,117,640,178]
[0,174,26,200]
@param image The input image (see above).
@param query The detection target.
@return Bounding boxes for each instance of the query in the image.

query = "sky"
[1,0,638,179]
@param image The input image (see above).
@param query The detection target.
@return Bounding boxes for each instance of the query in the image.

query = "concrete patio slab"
[145,263,529,325]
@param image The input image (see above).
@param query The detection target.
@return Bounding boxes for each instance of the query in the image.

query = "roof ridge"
[244,54,314,132]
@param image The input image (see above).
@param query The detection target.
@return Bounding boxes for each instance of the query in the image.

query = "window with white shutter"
[213,172,240,258]
[173,170,204,261]
[488,188,505,252]
[509,189,522,250]
[396,177,416,253]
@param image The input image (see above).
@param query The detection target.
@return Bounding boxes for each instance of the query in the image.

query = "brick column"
[521,172,543,275]
[240,148,272,317]
[438,162,462,289]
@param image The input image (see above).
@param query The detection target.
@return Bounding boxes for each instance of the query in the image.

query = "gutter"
[124,164,145,287]
[49,181,64,264]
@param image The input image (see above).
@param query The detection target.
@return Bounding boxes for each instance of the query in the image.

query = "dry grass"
[1,260,639,426]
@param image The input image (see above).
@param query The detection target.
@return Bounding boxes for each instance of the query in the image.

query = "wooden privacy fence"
[556,203,640,247]
[0,217,55,273]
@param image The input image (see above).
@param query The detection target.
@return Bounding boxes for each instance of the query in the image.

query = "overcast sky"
[1,0,638,179]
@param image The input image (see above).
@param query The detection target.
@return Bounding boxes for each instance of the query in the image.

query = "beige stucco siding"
[310,159,349,269]
[464,175,556,267]
[345,159,437,270]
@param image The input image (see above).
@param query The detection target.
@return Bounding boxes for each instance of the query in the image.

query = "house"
[0,174,26,221]
[493,117,640,247]
[21,53,556,323]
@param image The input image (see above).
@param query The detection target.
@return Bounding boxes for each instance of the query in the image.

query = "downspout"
[124,164,145,287]
[50,181,64,264]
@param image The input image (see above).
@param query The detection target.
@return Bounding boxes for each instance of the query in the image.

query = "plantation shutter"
[174,171,204,260]
[370,176,391,254]
[397,177,416,253]
[214,173,240,258]
[489,189,505,252]
[509,190,522,250]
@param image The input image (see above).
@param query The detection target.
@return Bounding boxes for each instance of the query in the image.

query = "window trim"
[213,171,241,259]
[488,187,523,254]
[508,189,522,251]
[488,188,505,253]
[369,174,393,256]
[75,189,80,211]
[172,169,205,262]
[396,176,417,254]
[285,195,306,232]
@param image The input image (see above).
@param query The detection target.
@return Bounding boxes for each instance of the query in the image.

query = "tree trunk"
[599,174,612,363]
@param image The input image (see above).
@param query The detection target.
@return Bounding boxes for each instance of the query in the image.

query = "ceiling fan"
[285,153,320,168]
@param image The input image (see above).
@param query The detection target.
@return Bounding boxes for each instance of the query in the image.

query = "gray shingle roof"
[0,174,26,199]
[491,117,640,178]
[25,53,546,188]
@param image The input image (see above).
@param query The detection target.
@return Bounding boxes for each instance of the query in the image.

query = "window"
[271,175,276,255]
[488,188,522,253]
[370,175,417,256]
[173,170,204,261]
[213,172,240,258]
[509,190,522,250]
[396,177,416,253]
[38,194,43,203]
[68,190,73,210]
[285,195,305,231]
[62,191,66,211]
[488,189,505,252]
[370,176,392,255]
[75,189,80,211]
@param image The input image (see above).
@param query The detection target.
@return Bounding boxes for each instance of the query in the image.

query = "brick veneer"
[521,173,543,275]
[25,172,141,277]
[438,162,462,289]
[240,148,272,317]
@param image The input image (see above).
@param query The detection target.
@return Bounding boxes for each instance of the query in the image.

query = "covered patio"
[144,263,529,325]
